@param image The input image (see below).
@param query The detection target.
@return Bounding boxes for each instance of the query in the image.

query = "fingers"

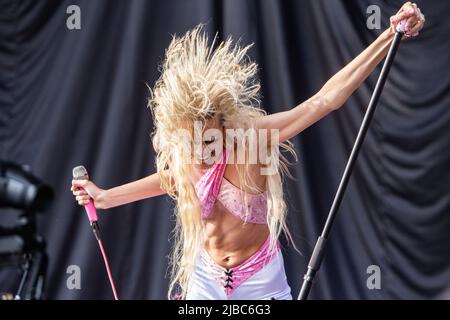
[391,2,425,38]
[76,195,90,202]
[77,199,90,206]
[409,8,425,34]
[72,189,88,196]
[405,15,416,30]
[408,20,422,36]
[406,5,424,36]
[76,194,90,206]
[406,3,419,29]
[71,179,91,206]
[392,2,416,22]
[401,1,414,12]
[72,178,88,187]
[391,7,415,25]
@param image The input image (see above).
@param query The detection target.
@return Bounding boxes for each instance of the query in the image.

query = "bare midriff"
[202,200,269,269]
[193,152,269,269]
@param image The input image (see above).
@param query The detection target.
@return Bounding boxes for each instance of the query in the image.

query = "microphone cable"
[91,221,119,300]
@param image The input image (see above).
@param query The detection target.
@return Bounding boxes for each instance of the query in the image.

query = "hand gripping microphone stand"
[298,28,405,300]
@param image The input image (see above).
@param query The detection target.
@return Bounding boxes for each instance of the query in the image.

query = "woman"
[71,3,425,300]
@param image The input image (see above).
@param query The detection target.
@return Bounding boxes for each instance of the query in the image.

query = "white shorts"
[186,248,292,300]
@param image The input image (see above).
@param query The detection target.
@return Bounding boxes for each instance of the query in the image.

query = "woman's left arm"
[256,2,425,143]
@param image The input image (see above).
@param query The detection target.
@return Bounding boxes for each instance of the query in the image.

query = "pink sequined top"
[194,147,268,224]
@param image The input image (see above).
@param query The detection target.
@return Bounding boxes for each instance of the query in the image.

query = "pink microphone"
[71,165,119,300]
[72,165,98,223]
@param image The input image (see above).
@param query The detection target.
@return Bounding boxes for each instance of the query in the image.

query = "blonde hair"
[148,24,298,299]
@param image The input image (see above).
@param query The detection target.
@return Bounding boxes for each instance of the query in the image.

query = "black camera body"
[0,160,52,300]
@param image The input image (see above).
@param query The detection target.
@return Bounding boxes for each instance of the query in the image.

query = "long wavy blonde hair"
[148,24,298,299]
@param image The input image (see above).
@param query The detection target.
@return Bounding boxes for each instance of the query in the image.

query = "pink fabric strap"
[200,237,280,295]
[194,148,229,219]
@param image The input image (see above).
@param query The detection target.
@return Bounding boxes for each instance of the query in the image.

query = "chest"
[193,162,266,193]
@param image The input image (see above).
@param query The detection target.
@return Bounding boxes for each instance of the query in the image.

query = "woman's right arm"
[71,171,167,209]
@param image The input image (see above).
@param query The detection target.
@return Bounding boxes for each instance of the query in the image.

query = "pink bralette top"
[194,147,268,224]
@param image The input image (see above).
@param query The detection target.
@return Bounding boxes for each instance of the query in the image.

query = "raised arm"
[256,2,425,143]
[71,171,167,210]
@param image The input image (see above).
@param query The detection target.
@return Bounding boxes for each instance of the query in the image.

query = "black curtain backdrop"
[0,0,449,299]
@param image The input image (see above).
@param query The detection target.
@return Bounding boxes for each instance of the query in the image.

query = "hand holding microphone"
[72,166,103,239]
[71,165,119,300]
[71,166,106,212]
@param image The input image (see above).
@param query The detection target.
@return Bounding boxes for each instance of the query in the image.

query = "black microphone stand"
[298,30,404,300]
